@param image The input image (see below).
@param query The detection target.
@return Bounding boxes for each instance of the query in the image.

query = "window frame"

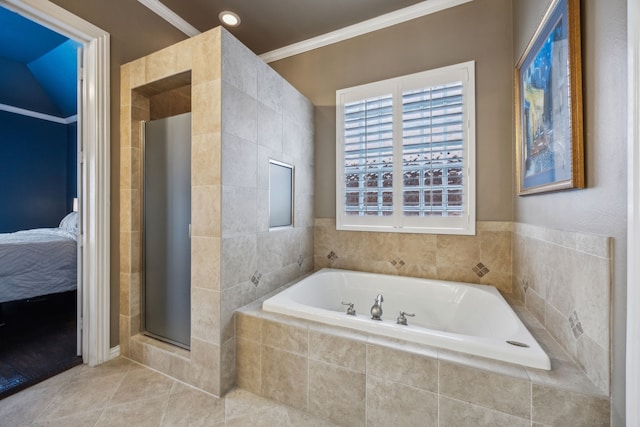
[336,61,476,235]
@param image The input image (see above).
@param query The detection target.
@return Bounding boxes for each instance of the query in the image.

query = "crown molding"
[259,0,473,63]
[0,103,77,124]
[137,0,200,37]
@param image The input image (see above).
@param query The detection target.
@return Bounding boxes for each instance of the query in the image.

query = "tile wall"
[120,27,314,396]
[512,223,612,394]
[315,218,513,293]
[236,310,611,427]
[218,30,315,393]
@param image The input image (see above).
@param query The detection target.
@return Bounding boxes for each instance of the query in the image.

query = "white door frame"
[0,0,111,366]
[628,0,640,425]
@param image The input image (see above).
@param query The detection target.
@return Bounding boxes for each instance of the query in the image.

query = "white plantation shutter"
[401,82,464,217]
[336,61,475,235]
[343,94,394,216]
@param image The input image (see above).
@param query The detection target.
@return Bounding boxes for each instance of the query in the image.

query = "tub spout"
[371,294,384,320]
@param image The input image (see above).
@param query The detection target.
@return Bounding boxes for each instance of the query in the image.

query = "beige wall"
[50,0,189,346]
[270,0,515,221]
[513,1,627,425]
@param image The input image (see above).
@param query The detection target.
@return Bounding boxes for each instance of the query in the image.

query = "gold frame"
[515,0,584,195]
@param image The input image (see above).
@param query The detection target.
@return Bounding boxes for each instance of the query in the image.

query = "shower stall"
[142,112,191,349]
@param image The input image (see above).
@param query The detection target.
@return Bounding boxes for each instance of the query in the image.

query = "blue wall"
[0,110,75,232]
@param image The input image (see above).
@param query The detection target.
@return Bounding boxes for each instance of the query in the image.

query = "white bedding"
[0,226,77,303]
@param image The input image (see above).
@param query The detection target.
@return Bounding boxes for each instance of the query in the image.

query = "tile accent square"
[251,271,262,287]
[390,257,406,269]
[472,262,490,277]
[569,310,584,339]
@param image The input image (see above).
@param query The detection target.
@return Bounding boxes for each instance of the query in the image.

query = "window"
[336,61,476,235]
[269,159,294,229]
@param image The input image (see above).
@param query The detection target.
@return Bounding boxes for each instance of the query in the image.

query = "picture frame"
[515,0,584,195]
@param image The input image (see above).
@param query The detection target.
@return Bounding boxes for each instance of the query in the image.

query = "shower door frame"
[141,115,192,349]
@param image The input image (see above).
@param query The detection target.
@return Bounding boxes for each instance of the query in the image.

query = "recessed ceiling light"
[219,11,241,27]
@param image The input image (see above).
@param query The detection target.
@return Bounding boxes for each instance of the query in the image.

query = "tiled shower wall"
[218,31,315,391]
[120,27,314,396]
[512,223,611,394]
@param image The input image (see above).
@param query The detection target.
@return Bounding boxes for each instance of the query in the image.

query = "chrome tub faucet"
[370,294,384,320]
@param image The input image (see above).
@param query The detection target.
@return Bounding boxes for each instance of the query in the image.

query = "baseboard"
[109,345,121,360]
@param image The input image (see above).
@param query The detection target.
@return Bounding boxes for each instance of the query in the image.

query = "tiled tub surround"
[315,218,612,395]
[512,223,612,395]
[315,219,514,294]
[236,304,610,427]
[120,27,314,396]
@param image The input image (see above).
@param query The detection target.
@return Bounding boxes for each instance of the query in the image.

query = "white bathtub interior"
[262,268,551,370]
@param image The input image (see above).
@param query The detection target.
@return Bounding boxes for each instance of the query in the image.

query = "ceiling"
[154,0,428,55]
[0,6,78,118]
[0,0,455,117]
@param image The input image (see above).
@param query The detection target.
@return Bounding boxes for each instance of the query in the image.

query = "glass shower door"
[143,112,191,349]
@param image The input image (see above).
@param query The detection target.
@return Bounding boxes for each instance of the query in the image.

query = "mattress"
[0,227,77,303]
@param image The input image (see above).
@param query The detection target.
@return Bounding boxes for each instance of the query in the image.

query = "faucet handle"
[397,311,415,325]
[341,301,356,316]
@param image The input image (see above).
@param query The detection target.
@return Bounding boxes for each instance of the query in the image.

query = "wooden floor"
[0,291,81,400]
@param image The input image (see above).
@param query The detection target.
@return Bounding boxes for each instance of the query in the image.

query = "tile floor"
[0,357,337,427]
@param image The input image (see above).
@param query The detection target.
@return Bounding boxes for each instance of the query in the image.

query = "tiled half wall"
[236,311,610,427]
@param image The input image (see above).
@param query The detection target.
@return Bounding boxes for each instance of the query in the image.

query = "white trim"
[0,103,77,124]
[335,61,476,235]
[110,345,121,360]
[137,0,200,37]
[0,0,111,367]
[260,0,473,63]
[628,0,640,424]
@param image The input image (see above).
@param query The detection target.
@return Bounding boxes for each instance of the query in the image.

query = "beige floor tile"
[224,388,279,421]
[160,384,225,426]
[226,406,293,427]
[36,372,125,421]
[30,409,103,427]
[95,396,167,427]
[108,366,174,406]
[2,359,340,427]
[0,386,58,426]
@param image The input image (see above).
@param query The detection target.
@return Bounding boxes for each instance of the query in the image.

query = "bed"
[0,212,78,304]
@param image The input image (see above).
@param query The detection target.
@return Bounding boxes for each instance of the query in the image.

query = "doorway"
[0,0,111,368]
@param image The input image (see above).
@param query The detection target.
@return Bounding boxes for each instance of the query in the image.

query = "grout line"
[157,384,173,427]
[437,356,440,427]
[364,344,368,427]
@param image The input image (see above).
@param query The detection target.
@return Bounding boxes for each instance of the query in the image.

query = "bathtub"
[262,268,551,370]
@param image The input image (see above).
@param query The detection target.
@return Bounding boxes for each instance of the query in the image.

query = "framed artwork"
[515,0,584,195]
